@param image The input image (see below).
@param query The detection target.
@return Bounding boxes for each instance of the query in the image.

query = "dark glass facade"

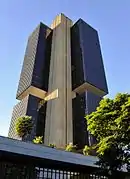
[8,95,46,141]
[71,19,108,148]
[72,92,101,148]
[36,103,47,137]
[72,93,89,148]
[16,23,52,99]
[71,19,108,94]
[24,95,40,141]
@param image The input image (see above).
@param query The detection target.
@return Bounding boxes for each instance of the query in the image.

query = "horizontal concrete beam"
[44,89,58,101]
[73,82,107,97]
[17,86,47,100]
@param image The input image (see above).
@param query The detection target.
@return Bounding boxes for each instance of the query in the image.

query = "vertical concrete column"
[66,18,73,145]
[44,14,73,148]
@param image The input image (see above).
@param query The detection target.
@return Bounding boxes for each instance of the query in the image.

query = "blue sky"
[0,0,130,136]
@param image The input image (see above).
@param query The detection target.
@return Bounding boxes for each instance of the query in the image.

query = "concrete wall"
[44,14,73,148]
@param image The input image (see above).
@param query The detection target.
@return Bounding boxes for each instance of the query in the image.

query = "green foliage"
[33,136,43,144]
[65,143,77,152]
[83,145,96,156]
[15,116,33,138]
[86,93,130,176]
[38,99,46,111]
[83,145,91,155]
[49,144,56,148]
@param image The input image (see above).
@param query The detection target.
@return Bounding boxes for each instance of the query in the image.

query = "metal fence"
[0,162,107,179]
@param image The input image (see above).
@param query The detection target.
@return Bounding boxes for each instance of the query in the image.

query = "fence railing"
[0,162,107,179]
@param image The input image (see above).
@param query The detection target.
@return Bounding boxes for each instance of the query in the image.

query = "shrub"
[33,136,43,144]
[83,145,91,155]
[65,142,77,152]
[15,116,33,138]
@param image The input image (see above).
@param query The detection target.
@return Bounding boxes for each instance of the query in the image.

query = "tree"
[85,93,130,178]
[15,116,33,138]
[33,136,43,144]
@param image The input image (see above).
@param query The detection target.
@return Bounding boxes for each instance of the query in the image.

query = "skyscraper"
[8,14,108,149]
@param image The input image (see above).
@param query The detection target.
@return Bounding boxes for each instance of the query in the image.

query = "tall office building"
[8,14,108,149]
